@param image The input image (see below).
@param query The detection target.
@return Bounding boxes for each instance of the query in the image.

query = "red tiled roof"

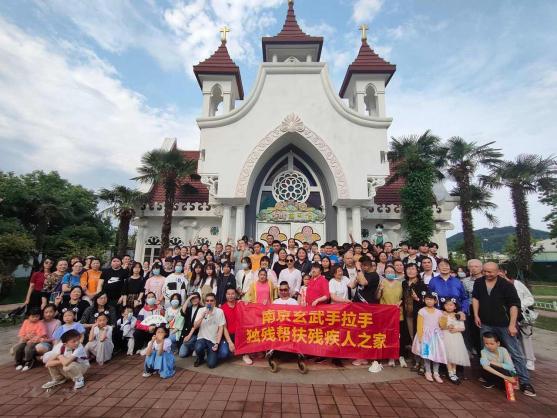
[193,41,244,99]
[148,151,209,204]
[261,1,323,61]
[374,164,403,205]
[339,39,396,97]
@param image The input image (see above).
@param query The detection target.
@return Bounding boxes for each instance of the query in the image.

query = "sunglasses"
[286,259,295,262]
[279,288,290,292]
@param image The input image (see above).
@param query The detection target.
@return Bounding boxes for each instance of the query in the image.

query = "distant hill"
[447,226,549,253]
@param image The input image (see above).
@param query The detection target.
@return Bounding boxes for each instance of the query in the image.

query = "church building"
[133,1,457,263]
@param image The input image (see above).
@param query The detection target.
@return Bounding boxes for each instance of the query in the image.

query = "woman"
[378,265,406,367]
[41,259,69,308]
[24,258,53,310]
[55,286,91,321]
[200,263,218,299]
[376,252,388,277]
[61,261,83,294]
[80,258,102,301]
[188,261,205,296]
[321,256,333,281]
[246,269,277,305]
[81,291,118,330]
[428,259,468,315]
[329,265,351,303]
[144,263,165,305]
[125,262,145,311]
[272,249,288,278]
[163,261,187,307]
[294,248,312,275]
[134,291,165,352]
[236,257,254,302]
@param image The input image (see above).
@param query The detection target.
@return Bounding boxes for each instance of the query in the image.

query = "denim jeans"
[217,333,235,360]
[194,338,218,368]
[480,325,530,385]
[178,335,197,358]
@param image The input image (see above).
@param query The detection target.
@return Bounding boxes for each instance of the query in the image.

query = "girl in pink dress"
[412,292,447,383]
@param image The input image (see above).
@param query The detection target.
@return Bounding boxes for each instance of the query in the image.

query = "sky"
[0,0,556,237]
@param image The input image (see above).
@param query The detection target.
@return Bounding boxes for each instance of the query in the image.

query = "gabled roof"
[374,163,403,205]
[339,39,396,97]
[261,1,323,61]
[148,151,209,204]
[193,41,244,99]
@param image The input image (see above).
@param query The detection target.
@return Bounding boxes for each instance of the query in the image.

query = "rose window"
[272,170,310,203]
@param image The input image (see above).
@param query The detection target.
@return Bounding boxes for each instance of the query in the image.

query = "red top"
[306,275,330,306]
[30,271,46,292]
[339,39,396,97]
[221,302,238,335]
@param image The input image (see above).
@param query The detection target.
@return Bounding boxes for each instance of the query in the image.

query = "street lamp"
[481,238,489,262]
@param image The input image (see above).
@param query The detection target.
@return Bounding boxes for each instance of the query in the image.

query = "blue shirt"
[321,253,339,264]
[61,273,81,288]
[52,322,86,341]
[428,275,470,313]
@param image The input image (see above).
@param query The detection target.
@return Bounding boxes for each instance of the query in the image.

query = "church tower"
[339,25,396,117]
[193,27,244,117]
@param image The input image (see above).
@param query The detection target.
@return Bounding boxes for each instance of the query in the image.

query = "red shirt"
[306,275,330,306]
[221,302,238,335]
[30,271,46,292]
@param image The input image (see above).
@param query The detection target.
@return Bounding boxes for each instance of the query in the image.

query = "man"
[99,256,129,306]
[306,263,330,306]
[122,255,132,272]
[321,242,339,264]
[463,259,483,354]
[214,242,224,260]
[161,257,175,277]
[249,242,265,272]
[218,288,240,362]
[216,262,236,306]
[472,262,536,397]
[233,239,251,267]
[268,240,282,267]
[190,293,226,369]
[428,242,441,265]
[174,246,190,265]
[420,257,435,285]
[265,234,275,251]
[398,241,409,260]
[383,242,394,263]
[402,244,421,268]
[418,242,437,271]
[273,281,299,305]
[278,255,302,297]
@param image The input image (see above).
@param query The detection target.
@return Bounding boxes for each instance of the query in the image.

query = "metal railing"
[534,301,557,311]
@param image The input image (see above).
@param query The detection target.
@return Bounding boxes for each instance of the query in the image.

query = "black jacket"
[216,274,236,306]
[472,276,521,327]
[178,305,201,340]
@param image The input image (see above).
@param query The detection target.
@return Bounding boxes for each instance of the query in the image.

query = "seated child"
[84,313,114,365]
[35,304,61,358]
[13,307,47,371]
[480,332,517,389]
[297,273,310,306]
[116,306,137,355]
[52,310,86,343]
[42,329,90,390]
[142,325,175,379]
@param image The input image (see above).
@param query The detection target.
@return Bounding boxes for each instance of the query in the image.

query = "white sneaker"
[388,359,395,367]
[142,372,152,378]
[192,350,197,357]
[42,379,66,389]
[399,357,408,368]
[73,377,85,389]
[15,365,23,371]
[526,360,535,371]
[368,361,383,373]
[22,365,30,372]
[139,348,147,356]
[242,355,253,365]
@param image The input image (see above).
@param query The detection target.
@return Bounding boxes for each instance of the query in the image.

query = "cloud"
[387,17,448,41]
[352,0,383,23]
[0,16,198,189]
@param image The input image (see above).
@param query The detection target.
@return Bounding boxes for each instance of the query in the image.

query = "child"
[440,298,470,384]
[42,329,90,390]
[85,313,114,365]
[35,304,61,358]
[13,307,47,371]
[165,294,182,348]
[142,325,175,379]
[297,273,310,306]
[52,310,86,343]
[480,332,517,390]
[412,292,447,383]
[116,306,137,355]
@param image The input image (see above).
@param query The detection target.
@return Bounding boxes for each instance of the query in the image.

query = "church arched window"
[364,83,378,117]
[209,84,223,117]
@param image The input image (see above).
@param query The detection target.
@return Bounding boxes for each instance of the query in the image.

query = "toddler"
[52,310,86,343]
[142,325,175,379]
[85,313,114,365]
[13,307,47,371]
[116,306,137,355]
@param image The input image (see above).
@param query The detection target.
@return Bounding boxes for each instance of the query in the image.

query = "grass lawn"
[531,284,557,297]
[0,277,28,305]
[535,316,557,332]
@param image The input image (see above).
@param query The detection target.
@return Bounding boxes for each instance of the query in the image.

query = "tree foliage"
[540,186,557,238]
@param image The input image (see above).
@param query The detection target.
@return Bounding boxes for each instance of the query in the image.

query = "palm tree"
[445,137,502,259]
[98,186,147,258]
[133,148,199,254]
[388,130,447,246]
[482,154,556,282]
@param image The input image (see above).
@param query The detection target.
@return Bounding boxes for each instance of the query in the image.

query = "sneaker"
[42,379,66,389]
[388,359,395,367]
[478,376,487,383]
[352,359,363,366]
[433,373,443,383]
[15,365,23,371]
[520,383,536,397]
[139,348,148,356]
[142,372,152,378]
[449,374,461,385]
[482,382,495,389]
[425,372,434,382]
[242,355,253,365]
[193,357,203,367]
[526,360,535,371]
[73,377,85,390]
[368,361,382,373]
[399,357,408,368]
[22,363,31,372]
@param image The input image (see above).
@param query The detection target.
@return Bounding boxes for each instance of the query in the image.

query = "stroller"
[265,349,308,374]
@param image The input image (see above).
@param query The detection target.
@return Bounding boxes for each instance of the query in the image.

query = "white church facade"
[133,1,457,263]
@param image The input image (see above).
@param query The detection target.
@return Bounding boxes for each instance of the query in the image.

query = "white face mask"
[457,272,466,278]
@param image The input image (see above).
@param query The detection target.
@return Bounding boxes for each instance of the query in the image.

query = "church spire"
[261,0,323,62]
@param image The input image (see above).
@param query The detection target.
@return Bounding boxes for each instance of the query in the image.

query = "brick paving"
[0,354,556,417]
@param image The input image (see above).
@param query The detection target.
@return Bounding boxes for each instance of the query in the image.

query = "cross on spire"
[219,25,231,42]
[359,24,369,41]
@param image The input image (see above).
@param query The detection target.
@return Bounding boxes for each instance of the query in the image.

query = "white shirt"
[421,271,435,285]
[196,307,226,344]
[513,280,535,310]
[273,297,299,306]
[278,268,302,295]
[153,338,172,352]
[329,277,350,302]
[46,342,90,366]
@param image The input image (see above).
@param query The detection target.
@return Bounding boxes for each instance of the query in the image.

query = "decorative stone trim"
[367,176,387,199]
[200,175,219,198]
[235,113,349,199]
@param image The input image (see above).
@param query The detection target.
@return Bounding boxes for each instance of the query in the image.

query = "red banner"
[235,303,400,359]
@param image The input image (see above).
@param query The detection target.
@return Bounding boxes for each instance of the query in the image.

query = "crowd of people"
[14,235,537,397]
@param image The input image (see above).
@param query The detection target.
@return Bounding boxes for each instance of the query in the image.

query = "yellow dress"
[379,280,403,320]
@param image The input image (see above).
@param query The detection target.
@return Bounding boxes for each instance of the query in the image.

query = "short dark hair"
[61,329,81,343]
[311,262,323,272]
[205,292,216,300]
[279,281,289,287]
[272,240,281,245]
[428,242,439,249]
[482,332,500,342]
[28,307,41,316]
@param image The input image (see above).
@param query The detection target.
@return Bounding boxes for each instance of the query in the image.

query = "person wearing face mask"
[377,265,407,368]
[371,224,389,246]
[163,262,187,308]
[165,294,183,348]
[133,292,164,353]
[144,263,165,305]
[236,257,255,301]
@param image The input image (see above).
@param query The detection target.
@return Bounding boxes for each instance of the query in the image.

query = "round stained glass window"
[272,170,310,203]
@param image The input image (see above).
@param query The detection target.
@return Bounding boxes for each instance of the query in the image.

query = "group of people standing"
[14,236,537,398]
